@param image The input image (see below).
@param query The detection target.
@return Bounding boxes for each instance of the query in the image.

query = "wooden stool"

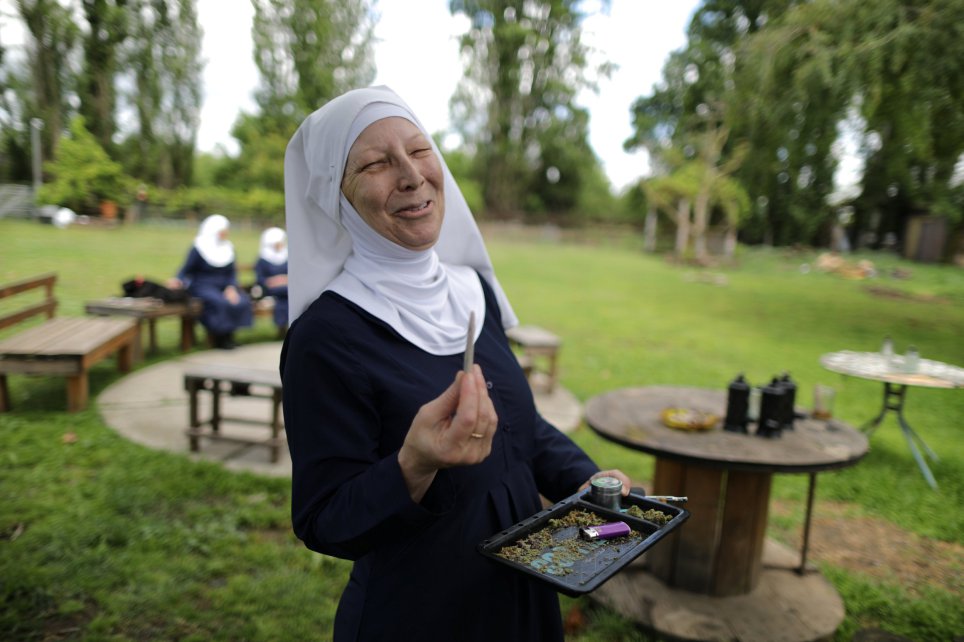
[183,364,284,462]
[506,325,562,393]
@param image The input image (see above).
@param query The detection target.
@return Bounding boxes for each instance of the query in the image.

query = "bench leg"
[147,318,158,354]
[67,374,89,412]
[546,350,559,393]
[271,388,283,463]
[181,316,196,351]
[0,374,9,412]
[211,381,222,434]
[133,322,144,363]
[185,377,202,452]
[119,337,136,372]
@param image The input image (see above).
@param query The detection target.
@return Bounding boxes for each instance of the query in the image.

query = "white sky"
[196,0,701,192]
[1,0,702,191]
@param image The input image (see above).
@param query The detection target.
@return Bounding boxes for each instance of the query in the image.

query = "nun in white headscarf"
[254,226,289,332]
[281,86,628,642]
[172,214,252,349]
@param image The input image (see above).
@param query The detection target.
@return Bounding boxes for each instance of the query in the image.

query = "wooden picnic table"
[85,297,202,359]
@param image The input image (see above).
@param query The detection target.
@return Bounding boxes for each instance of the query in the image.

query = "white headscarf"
[284,85,518,355]
[194,214,234,267]
[259,227,288,265]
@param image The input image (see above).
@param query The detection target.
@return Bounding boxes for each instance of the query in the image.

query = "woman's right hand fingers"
[404,366,497,470]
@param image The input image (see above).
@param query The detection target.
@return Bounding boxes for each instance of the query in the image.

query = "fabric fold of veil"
[283,85,518,355]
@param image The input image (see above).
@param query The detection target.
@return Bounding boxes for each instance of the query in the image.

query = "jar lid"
[590,476,622,491]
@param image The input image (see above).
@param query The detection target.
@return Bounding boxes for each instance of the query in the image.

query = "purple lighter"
[579,521,631,541]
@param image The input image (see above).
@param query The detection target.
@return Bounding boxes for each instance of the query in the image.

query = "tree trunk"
[644,207,658,252]
[693,188,711,262]
[724,227,737,258]
[675,199,690,258]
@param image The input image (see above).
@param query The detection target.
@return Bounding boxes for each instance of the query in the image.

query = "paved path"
[98,342,583,478]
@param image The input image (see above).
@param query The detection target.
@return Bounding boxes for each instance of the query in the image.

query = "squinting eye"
[362,159,387,171]
[411,148,432,157]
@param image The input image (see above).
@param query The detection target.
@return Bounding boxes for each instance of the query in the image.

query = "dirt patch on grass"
[864,285,950,305]
[771,500,963,597]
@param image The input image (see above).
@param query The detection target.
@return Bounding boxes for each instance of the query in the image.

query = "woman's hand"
[166,277,183,290]
[580,469,634,496]
[398,364,498,502]
[224,285,240,305]
[265,274,288,288]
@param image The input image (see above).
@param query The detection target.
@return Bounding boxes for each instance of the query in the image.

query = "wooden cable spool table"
[584,386,869,641]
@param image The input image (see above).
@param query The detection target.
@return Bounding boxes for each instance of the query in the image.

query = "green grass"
[1,219,962,640]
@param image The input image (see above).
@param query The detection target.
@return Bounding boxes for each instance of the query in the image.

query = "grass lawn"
[1,218,962,641]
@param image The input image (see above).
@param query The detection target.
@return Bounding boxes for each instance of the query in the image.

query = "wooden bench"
[183,363,284,462]
[85,296,203,360]
[0,273,138,412]
[506,325,562,393]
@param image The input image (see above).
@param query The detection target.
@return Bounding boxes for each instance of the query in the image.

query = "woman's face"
[341,117,444,251]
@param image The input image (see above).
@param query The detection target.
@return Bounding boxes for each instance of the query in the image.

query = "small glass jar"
[903,346,919,373]
[881,336,894,359]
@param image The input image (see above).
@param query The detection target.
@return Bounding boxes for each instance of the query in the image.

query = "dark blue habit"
[176,247,253,335]
[254,257,289,329]
[281,276,599,642]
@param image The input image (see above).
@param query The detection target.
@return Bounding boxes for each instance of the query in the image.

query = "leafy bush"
[38,116,134,215]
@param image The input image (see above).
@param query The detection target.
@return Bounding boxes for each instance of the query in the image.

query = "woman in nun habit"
[281,86,630,642]
[254,226,290,335]
[170,214,253,349]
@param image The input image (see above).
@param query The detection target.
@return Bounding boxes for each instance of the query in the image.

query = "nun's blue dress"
[176,247,253,336]
[254,257,289,329]
[281,277,598,642]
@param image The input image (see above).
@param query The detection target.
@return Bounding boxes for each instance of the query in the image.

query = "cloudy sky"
[197,0,701,191]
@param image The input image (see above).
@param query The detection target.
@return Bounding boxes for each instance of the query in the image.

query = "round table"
[585,386,868,597]
[820,350,964,489]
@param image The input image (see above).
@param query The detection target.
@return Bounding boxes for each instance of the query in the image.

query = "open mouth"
[394,200,432,217]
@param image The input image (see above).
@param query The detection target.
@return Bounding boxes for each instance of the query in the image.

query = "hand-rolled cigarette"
[463,311,475,373]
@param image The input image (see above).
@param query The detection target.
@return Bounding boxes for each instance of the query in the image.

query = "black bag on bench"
[122,277,190,304]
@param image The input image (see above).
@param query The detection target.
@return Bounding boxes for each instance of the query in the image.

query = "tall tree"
[223,0,375,192]
[119,0,203,187]
[449,0,612,219]
[631,0,964,250]
[626,1,815,246]
[13,0,79,161]
[78,0,129,153]
[251,0,375,133]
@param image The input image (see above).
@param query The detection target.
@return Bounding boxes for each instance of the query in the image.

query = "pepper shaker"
[777,372,797,430]
[756,377,785,438]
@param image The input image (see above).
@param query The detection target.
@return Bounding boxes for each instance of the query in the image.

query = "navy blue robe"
[176,247,253,335]
[281,276,598,642]
[254,257,289,329]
